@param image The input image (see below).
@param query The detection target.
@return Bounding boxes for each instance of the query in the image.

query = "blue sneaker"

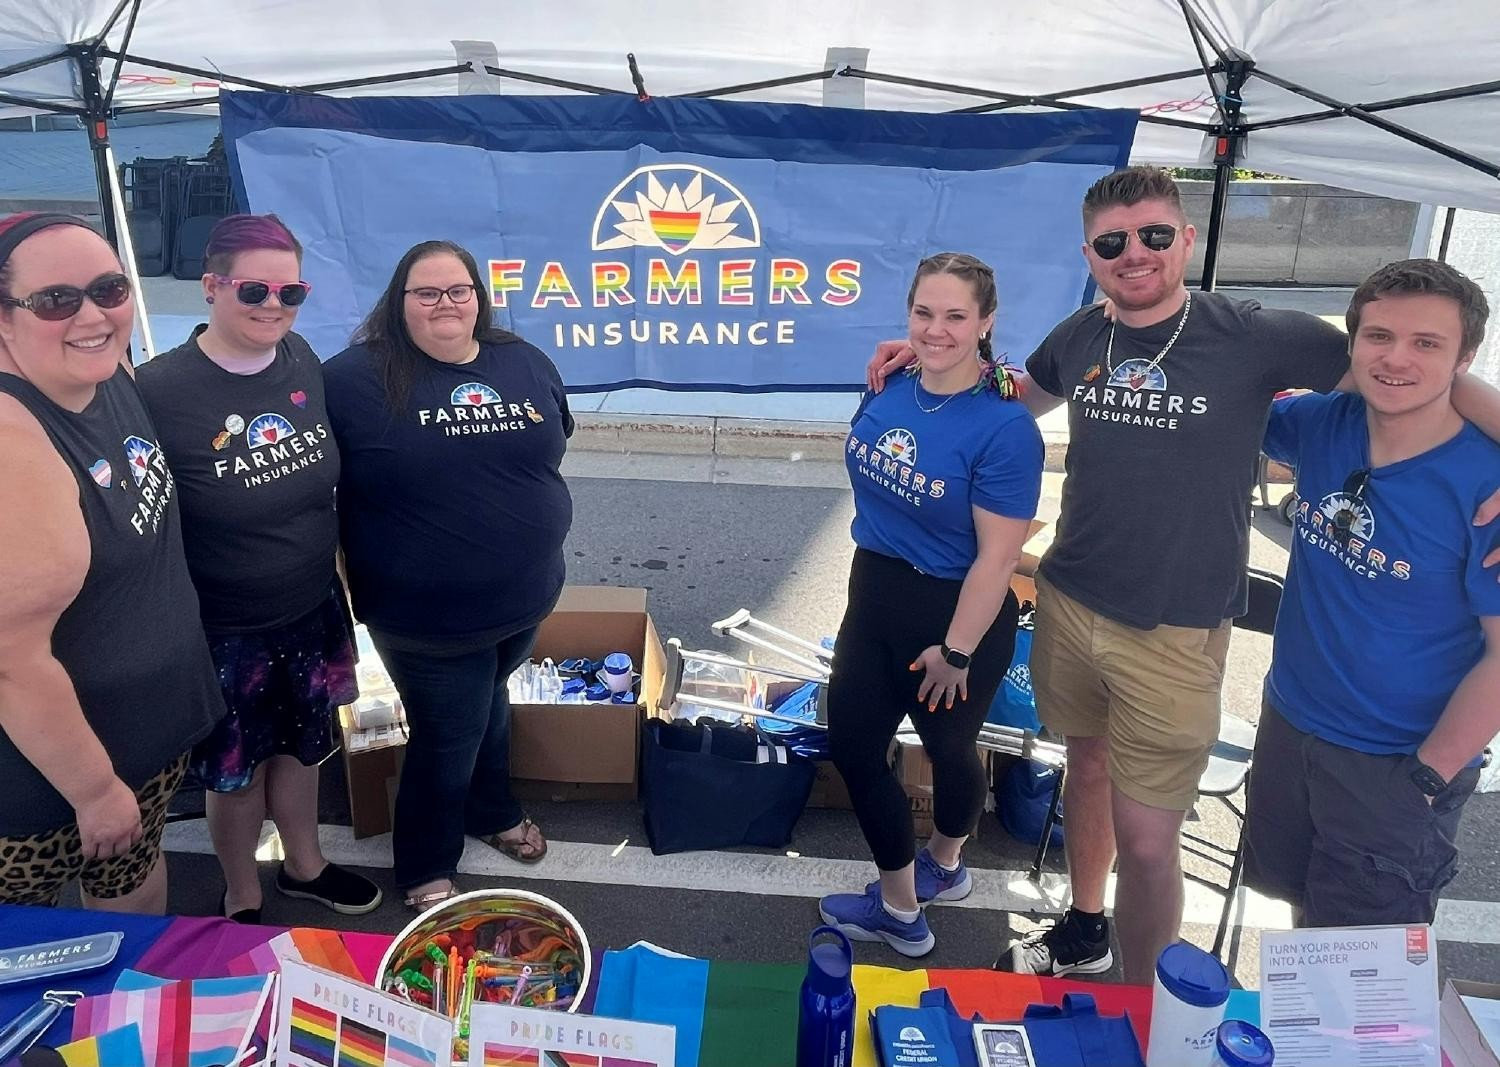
[819,887,935,958]
[864,849,973,906]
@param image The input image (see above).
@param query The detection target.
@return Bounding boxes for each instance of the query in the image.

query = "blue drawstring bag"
[987,610,1040,732]
[999,758,1065,847]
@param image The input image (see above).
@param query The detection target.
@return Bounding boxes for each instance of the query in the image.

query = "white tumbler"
[1147,941,1230,1067]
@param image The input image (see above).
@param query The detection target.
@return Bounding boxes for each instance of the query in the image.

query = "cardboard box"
[338,704,407,839]
[807,760,854,810]
[1442,979,1500,1067]
[897,741,987,840]
[508,585,665,800]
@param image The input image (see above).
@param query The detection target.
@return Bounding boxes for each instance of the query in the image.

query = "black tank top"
[0,367,223,836]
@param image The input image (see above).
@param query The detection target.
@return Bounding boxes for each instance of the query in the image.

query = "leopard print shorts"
[0,753,188,906]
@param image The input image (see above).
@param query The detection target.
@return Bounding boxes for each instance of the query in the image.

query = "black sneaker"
[996,908,1113,976]
[276,863,383,915]
[219,891,261,925]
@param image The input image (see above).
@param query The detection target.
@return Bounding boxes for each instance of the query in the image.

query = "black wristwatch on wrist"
[1410,759,1448,797]
[940,644,971,670]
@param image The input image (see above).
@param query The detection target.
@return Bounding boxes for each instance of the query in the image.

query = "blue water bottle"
[798,926,856,1067]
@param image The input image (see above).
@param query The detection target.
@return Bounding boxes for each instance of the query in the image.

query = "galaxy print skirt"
[190,580,359,792]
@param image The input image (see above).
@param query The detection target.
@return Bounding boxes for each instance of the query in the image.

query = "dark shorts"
[0,754,188,906]
[189,581,358,793]
[1244,701,1480,927]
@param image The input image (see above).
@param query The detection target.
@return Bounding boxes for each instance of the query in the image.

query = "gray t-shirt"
[1026,292,1349,629]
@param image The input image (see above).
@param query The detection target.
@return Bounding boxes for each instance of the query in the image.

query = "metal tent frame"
[3,0,1495,283]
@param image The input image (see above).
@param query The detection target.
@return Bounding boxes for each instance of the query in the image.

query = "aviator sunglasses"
[1,272,132,322]
[1089,224,1179,260]
[1328,468,1372,546]
[212,275,312,307]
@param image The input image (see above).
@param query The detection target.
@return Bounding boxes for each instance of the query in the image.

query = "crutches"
[710,609,832,678]
[656,638,828,729]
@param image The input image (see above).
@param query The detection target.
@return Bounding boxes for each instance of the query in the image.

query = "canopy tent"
[2,0,1498,287]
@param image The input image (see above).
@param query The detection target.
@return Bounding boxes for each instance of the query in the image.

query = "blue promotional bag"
[987,611,1040,732]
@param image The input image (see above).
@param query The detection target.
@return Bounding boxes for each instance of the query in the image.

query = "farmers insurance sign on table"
[222,93,1136,391]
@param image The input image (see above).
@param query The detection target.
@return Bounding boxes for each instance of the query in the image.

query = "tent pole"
[1438,207,1457,262]
[72,45,120,250]
[1199,56,1251,292]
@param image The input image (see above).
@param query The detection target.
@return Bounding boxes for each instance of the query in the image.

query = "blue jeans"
[373,627,537,890]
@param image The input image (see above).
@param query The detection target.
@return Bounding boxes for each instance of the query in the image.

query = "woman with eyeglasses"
[0,213,223,911]
[323,240,574,912]
[135,214,381,923]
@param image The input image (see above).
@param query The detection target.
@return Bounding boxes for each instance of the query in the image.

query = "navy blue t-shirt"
[322,338,574,652]
[846,375,1043,579]
[1264,391,1500,754]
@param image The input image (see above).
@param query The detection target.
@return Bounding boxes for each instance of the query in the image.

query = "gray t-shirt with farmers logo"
[1026,292,1349,630]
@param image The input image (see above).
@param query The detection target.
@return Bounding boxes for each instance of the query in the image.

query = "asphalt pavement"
[124,468,1500,994]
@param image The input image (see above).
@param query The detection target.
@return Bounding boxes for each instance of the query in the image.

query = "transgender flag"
[388,1032,440,1066]
[72,972,272,1067]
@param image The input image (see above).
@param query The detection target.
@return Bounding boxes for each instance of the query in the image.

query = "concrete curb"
[573,412,1071,472]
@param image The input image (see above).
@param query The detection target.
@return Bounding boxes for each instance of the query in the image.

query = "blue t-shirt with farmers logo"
[1264,391,1500,754]
[846,375,1043,579]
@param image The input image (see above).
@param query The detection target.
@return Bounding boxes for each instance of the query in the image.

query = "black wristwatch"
[940,644,971,670]
[1410,760,1448,797]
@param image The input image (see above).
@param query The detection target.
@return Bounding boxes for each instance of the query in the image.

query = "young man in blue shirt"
[1245,259,1500,926]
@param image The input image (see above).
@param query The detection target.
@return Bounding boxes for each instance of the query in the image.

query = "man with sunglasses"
[867,166,1500,983]
[1243,260,1500,928]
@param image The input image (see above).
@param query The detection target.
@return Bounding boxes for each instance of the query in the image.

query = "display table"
[0,905,1260,1067]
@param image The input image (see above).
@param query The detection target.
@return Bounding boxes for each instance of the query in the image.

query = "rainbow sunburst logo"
[592,164,761,256]
[875,428,917,466]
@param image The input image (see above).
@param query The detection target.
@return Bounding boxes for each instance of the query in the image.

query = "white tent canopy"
[2,0,1498,212]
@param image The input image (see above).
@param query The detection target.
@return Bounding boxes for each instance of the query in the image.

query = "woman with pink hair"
[136,214,381,922]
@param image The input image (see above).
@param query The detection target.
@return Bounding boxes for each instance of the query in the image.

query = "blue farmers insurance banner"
[221,92,1136,391]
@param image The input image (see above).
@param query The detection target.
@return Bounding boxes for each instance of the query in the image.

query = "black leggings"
[828,548,1019,871]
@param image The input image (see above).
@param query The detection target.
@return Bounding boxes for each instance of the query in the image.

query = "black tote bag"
[640,717,817,855]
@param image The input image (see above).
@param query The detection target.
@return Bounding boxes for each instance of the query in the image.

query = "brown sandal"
[480,816,548,864]
[403,881,460,913]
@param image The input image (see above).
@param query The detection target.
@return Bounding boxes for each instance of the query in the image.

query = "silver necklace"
[912,374,965,414]
[1101,291,1192,385]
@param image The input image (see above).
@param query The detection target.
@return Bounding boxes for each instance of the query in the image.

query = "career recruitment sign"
[222,93,1136,391]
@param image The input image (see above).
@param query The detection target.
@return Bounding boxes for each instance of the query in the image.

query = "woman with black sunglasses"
[135,214,381,923]
[323,240,574,912]
[0,213,224,911]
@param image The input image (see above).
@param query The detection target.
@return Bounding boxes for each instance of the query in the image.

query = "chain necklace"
[912,373,967,414]
[1083,290,1192,387]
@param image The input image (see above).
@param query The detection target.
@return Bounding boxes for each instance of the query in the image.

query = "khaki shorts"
[1031,574,1230,811]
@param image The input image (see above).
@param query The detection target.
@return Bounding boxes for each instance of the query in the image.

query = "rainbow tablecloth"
[0,906,1259,1067]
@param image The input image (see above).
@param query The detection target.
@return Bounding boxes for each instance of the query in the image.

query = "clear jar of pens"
[376,889,592,1064]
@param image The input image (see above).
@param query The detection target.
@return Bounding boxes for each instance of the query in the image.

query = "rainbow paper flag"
[337,1016,387,1067]
[56,1023,147,1067]
[485,1045,540,1067]
[289,997,338,1066]
[592,945,1265,1067]
[388,1031,440,1066]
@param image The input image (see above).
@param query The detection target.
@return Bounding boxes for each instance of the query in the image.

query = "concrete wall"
[1425,208,1500,389]
[1177,180,1419,287]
